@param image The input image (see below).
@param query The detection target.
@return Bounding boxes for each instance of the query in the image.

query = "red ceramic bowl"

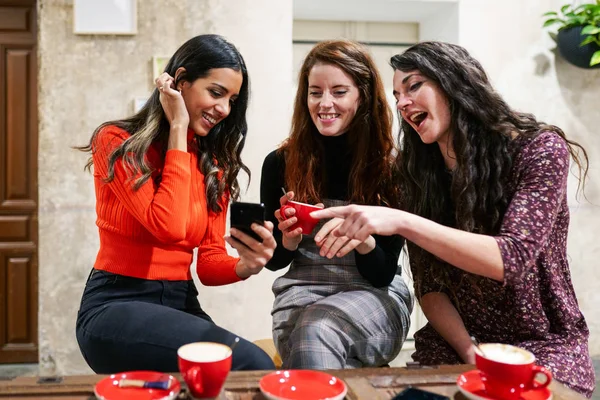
[94,371,180,400]
[456,369,552,400]
[260,370,347,400]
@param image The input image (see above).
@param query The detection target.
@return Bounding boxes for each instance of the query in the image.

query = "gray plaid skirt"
[272,199,414,369]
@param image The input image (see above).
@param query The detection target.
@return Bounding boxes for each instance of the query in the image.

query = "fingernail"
[230,228,237,235]
[315,236,321,241]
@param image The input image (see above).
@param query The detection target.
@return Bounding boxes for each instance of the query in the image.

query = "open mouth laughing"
[202,112,217,126]
[407,111,428,128]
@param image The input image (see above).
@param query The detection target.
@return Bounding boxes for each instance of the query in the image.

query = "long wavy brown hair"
[391,41,589,300]
[76,34,250,213]
[281,40,397,206]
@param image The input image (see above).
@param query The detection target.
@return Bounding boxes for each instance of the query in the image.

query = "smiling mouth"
[203,112,217,125]
[409,111,427,127]
[318,113,340,121]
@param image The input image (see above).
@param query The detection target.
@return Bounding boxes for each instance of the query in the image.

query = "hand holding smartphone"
[230,202,266,243]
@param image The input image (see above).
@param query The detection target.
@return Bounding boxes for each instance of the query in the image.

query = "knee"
[231,339,275,371]
[289,306,345,348]
[249,346,276,370]
[283,307,348,369]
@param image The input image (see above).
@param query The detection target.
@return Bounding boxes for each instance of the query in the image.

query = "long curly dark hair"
[281,40,397,206]
[391,41,589,299]
[77,34,250,213]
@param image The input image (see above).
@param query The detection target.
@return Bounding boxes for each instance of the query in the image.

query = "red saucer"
[259,370,347,400]
[94,371,180,400]
[457,370,552,400]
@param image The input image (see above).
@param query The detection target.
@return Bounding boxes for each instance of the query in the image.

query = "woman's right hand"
[275,191,324,251]
[155,73,189,130]
[274,191,303,251]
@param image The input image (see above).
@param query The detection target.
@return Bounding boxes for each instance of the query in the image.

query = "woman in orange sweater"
[75,34,276,373]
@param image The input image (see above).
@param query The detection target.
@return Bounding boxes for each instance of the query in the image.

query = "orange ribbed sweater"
[91,125,240,284]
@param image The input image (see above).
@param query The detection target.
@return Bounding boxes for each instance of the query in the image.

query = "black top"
[259,134,404,288]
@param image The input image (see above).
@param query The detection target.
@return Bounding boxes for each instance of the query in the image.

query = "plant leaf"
[542,11,558,17]
[562,22,579,29]
[590,50,600,66]
[582,25,600,35]
[580,36,597,45]
[543,18,563,27]
[561,4,571,14]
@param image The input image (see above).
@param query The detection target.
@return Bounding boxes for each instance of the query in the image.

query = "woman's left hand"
[310,205,402,242]
[314,217,375,258]
[226,221,277,279]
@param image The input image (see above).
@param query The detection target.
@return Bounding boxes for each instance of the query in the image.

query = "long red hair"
[280,40,397,206]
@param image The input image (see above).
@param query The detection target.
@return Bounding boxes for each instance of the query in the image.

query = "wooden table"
[0,365,585,399]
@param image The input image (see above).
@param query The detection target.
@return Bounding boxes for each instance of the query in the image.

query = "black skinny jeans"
[76,269,274,373]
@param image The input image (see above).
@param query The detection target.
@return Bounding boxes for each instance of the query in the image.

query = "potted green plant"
[543,1,600,68]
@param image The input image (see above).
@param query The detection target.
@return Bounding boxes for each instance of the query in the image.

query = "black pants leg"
[76,270,274,373]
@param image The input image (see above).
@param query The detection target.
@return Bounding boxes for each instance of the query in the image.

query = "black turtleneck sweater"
[259,134,404,288]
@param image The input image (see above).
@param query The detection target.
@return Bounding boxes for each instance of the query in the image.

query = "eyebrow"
[394,74,423,96]
[212,83,228,92]
[401,73,419,84]
[308,85,351,89]
[212,82,239,96]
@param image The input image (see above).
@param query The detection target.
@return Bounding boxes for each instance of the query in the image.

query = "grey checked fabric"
[271,199,414,369]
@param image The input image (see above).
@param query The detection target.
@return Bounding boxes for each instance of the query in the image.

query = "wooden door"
[0,0,38,363]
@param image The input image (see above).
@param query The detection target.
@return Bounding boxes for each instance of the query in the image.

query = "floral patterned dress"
[411,132,595,397]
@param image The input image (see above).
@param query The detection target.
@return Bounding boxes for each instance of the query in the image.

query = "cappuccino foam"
[479,343,534,365]
[178,342,232,363]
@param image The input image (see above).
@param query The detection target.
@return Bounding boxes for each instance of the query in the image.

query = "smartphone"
[230,202,265,243]
[392,387,449,400]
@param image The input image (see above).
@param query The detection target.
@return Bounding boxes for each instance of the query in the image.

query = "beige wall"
[458,0,600,355]
[37,0,599,376]
[38,0,292,375]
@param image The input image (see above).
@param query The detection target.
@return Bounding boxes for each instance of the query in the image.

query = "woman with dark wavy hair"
[75,34,275,373]
[312,41,594,396]
[260,40,413,369]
